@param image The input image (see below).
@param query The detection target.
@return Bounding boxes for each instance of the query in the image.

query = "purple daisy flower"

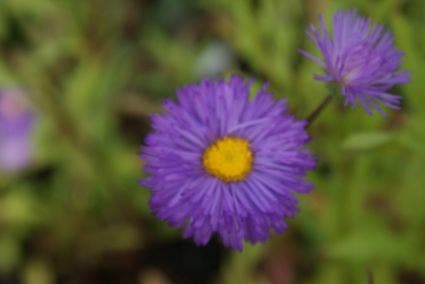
[300,10,410,114]
[140,75,315,250]
[0,89,35,172]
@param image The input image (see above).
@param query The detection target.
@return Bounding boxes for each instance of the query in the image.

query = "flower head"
[140,75,315,250]
[0,89,35,172]
[300,10,409,114]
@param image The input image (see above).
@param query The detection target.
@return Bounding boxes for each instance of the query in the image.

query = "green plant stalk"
[306,93,334,128]
[306,84,340,128]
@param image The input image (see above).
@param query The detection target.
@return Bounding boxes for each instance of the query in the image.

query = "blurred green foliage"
[0,0,424,283]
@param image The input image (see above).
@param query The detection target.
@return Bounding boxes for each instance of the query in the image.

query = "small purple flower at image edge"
[0,89,36,173]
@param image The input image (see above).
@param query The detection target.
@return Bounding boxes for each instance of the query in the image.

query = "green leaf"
[327,230,411,264]
[342,132,394,151]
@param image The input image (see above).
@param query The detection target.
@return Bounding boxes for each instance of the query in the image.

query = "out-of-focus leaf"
[327,229,412,264]
[222,245,269,284]
[22,260,54,284]
[0,237,21,273]
[0,190,41,226]
[342,132,394,151]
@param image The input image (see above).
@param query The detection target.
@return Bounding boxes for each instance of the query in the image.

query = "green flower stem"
[306,93,334,128]
[305,83,341,128]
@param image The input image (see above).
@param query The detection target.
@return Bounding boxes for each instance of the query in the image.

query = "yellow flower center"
[202,136,253,182]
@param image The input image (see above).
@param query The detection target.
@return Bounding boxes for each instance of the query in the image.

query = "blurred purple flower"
[140,75,315,250]
[300,10,410,114]
[0,89,35,172]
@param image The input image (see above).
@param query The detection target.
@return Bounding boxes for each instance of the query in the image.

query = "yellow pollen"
[202,136,253,182]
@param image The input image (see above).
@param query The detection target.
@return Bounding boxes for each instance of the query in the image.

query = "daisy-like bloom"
[140,75,315,250]
[0,89,35,172]
[300,10,410,114]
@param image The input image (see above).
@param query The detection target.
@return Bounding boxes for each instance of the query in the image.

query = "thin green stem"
[306,93,334,128]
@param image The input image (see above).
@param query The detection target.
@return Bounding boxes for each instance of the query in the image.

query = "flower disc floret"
[202,136,253,183]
